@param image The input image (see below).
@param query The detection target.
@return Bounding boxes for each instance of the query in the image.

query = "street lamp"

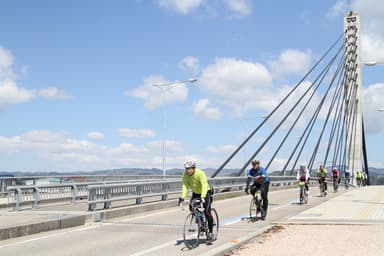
[152,78,198,178]
[364,61,384,66]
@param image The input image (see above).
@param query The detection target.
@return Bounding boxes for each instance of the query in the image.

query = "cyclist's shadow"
[241,216,263,222]
[176,238,215,251]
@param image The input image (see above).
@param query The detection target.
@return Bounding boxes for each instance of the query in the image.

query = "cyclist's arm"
[181,175,189,199]
[199,171,210,198]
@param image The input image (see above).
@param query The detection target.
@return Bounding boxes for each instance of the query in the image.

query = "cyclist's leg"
[190,192,200,212]
[262,181,270,214]
[250,183,257,197]
[203,190,213,233]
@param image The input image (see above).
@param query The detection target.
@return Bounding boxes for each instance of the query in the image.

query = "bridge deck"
[0,186,383,255]
[287,185,384,224]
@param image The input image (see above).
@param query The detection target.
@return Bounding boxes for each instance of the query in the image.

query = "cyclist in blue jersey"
[245,160,270,220]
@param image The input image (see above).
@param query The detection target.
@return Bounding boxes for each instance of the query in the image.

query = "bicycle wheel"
[209,208,219,241]
[304,188,308,204]
[183,212,201,249]
[249,197,257,220]
[320,183,324,197]
[299,186,304,204]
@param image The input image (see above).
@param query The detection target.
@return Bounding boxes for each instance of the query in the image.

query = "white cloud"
[127,75,189,110]
[87,132,105,140]
[326,0,349,20]
[147,139,184,152]
[179,56,200,75]
[269,49,314,77]
[348,0,384,62]
[0,79,35,107]
[0,130,163,171]
[225,0,252,17]
[158,0,203,14]
[206,145,237,154]
[199,57,273,115]
[38,87,72,100]
[0,46,71,108]
[0,46,16,80]
[118,128,155,138]
[193,98,222,120]
[363,83,384,133]
[361,35,384,63]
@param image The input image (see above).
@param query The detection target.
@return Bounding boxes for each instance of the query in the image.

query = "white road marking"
[0,225,99,249]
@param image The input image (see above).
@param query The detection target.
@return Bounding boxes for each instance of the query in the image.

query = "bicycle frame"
[182,198,219,249]
[298,181,308,204]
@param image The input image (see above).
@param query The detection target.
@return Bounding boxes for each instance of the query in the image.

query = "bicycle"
[182,198,219,249]
[332,177,339,192]
[319,178,326,197]
[298,180,308,204]
[344,177,350,189]
[249,186,265,221]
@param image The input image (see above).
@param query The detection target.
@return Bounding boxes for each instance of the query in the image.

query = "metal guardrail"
[7,178,178,210]
[87,176,298,211]
[0,174,179,195]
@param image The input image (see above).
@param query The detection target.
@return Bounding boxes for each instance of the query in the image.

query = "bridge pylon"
[344,11,367,185]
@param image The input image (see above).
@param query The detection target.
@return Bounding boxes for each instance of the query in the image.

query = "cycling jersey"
[181,168,210,199]
[332,169,340,179]
[317,168,327,178]
[297,168,310,181]
[247,166,270,182]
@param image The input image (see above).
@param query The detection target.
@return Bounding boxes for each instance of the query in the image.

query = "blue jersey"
[247,166,270,182]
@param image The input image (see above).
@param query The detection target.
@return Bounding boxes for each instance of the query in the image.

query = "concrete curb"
[200,225,273,256]
[0,214,86,240]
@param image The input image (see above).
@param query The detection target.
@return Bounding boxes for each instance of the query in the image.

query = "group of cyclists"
[178,159,367,245]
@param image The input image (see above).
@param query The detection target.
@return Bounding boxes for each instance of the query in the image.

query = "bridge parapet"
[87,176,298,211]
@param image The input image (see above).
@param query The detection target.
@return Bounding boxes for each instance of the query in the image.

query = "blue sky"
[0,0,383,172]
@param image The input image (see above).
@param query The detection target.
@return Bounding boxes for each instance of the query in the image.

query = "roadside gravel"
[227,224,384,256]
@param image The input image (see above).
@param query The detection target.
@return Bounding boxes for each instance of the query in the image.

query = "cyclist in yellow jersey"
[178,160,214,241]
[317,164,328,195]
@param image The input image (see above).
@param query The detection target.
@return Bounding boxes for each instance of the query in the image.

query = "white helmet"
[184,160,196,169]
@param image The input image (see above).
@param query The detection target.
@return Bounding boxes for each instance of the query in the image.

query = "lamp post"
[152,78,198,178]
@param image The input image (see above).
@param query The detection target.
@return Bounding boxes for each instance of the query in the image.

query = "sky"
[0,0,383,173]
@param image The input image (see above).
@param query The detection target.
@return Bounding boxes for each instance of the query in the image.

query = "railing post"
[136,185,143,204]
[33,187,40,209]
[15,188,21,211]
[161,183,168,201]
[88,187,96,211]
[71,184,77,204]
[104,187,112,209]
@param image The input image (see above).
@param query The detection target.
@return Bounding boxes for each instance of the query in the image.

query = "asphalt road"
[0,186,344,256]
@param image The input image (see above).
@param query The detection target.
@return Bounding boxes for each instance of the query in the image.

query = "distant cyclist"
[355,170,363,187]
[317,164,328,195]
[331,167,340,192]
[344,169,351,189]
[297,164,310,195]
[245,160,270,220]
[178,160,214,241]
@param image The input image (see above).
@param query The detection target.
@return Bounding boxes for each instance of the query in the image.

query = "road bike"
[319,178,326,197]
[344,177,350,189]
[298,180,308,204]
[182,198,219,249]
[249,186,265,221]
[333,177,339,192]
